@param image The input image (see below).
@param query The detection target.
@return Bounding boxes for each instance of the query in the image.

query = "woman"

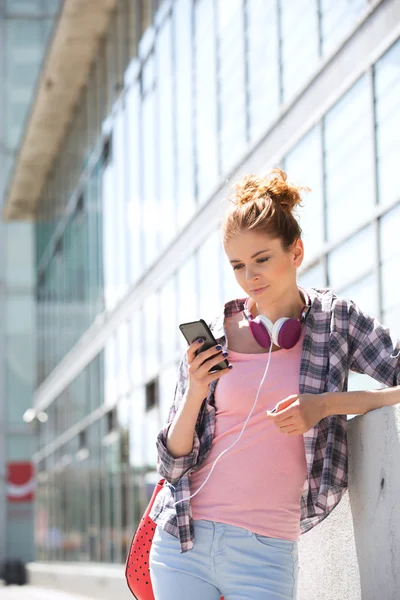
[148,169,400,600]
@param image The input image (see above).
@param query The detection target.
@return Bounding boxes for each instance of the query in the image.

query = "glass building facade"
[0,0,61,565]
[11,0,398,564]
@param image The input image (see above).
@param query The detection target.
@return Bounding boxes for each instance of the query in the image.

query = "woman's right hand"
[186,339,232,401]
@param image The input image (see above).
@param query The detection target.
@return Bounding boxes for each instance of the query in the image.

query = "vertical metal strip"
[318,118,329,287]
[277,0,284,106]
[369,64,383,320]
[214,0,222,178]
[316,0,323,58]
[243,0,251,146]
[191,0,199,203]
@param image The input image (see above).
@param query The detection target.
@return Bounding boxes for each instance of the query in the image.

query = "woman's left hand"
[265,393,327,436]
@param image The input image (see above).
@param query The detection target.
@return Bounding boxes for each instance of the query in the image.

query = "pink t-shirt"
[190,328,307,541]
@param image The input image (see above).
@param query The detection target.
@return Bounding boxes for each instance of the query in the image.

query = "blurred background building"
[0,0,62,566]
[1,0,400,594]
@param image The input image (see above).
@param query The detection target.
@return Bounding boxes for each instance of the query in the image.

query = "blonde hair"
[222,168,310,251]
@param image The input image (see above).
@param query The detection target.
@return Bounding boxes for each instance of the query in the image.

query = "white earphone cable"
[172,336,274,506]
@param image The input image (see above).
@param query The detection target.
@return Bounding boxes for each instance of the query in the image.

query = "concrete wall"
[297,492,360,600]
[27,405,400,600]
[348,406,400,599]
[297,405,400,600]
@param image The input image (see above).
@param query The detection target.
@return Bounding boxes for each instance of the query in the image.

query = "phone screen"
[179,319,229,371]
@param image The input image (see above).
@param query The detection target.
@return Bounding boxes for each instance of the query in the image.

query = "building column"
[0,0,7,566]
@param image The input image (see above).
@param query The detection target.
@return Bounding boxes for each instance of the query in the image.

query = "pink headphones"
[244,288,311,350]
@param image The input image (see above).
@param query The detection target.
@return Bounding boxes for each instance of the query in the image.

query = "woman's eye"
[232,257,269,271]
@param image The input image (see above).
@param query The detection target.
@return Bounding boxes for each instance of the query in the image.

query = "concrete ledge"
[0,584,96,600]
[26,562,132,600]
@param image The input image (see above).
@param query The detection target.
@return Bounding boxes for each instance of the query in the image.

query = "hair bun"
[233,168,310,213]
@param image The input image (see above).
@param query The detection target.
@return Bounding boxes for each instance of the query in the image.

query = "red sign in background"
[6,462,35,503]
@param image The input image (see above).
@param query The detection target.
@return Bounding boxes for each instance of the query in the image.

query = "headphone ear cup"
[274,317,302,349]
[272,317,290,346]
[249,315,274,349]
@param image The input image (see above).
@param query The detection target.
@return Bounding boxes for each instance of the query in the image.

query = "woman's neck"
[249,287,307,323]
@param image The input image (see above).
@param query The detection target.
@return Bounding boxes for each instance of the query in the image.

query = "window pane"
[144,403,160,470]
[340,273,378,317]
[380,205,400,313]
[142,82,158,267]
[104,335,118,407]
[380,260,400,313]
[246,0,279,141]
[6,222,35,287]
[345,272,381,395]
[7,0,62,13]
[156,17,176,248]
[197,231,223,323]
[280,0,319,102]
[113,108,129,298]
[217,0,246,173]
[102,164,118,310]
[195,0,219,203]
[130,310,144,387]
[382,305,400,337]
[173,0,196,228]
[324,77,374,241]
[126,83,143,284]
[87,164,104,323]
[160,275,178,364]
[321,0,367,56]
[222,250,246,303]
[130,387,146,468]
[5,295,35,424]
[117,321,130,396]
[177,255,199,353]
[143,293,160,380]
[285,127,324,262]
[375,40,400,207]
[328,226,374,290]
[159,364,180,427]
[4,15,58,149]
[88,352,104,414]
[298,261,326,290]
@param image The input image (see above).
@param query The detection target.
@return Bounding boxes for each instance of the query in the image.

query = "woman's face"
[224,230,304,303]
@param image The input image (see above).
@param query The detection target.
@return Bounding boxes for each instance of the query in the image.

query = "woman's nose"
[245,266,259,281]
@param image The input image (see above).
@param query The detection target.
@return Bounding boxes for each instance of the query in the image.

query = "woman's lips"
[251,286,268,294]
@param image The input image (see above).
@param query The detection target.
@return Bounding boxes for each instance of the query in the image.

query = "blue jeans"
[149,519,299,600]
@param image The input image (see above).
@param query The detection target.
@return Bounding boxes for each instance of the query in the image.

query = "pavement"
[0,586,94,600]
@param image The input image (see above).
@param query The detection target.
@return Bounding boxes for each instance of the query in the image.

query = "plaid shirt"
[149,287,400,553]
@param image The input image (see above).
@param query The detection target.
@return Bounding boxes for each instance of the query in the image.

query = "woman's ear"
[293,238,304,267]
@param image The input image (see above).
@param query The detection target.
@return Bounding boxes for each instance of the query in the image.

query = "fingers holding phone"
[187,338,231,374]
[186,339,232,398]
[179,319,233,401]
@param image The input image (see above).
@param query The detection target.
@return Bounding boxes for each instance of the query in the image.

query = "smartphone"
[179,319,229,372]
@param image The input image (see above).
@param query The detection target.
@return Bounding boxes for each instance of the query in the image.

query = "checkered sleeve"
[155,352,201,486]
[348,300,400,386]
